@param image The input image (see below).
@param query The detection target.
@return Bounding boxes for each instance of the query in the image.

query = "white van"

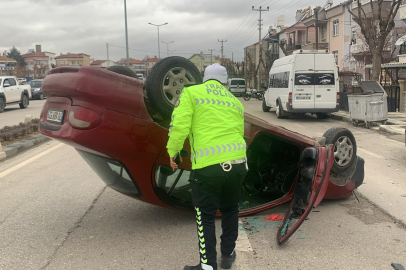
[227,78,246,96]
[263,50,339,119]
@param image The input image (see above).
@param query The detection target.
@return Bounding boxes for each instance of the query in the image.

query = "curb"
[0,134,51,161]
[330,113,352,124]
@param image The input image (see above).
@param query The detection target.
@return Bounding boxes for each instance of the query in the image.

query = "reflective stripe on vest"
[191,142,247,160]
[194,98,243,117]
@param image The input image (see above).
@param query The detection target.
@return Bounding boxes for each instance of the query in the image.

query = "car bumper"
[286,103,340,113]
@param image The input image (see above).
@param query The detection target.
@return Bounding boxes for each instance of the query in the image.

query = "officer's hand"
[170,157,178,171]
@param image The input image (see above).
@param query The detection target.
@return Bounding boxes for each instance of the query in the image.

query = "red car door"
[277,145,333,245]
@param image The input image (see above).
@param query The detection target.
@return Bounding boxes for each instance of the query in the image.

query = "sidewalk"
[331,111,406,135]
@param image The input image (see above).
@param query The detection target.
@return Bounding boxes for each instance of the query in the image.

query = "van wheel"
[262,99,270,112]
[316,113,328,119]
[323,127,357,175]
[276,102,284,119]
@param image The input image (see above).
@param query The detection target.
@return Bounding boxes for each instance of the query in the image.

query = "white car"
[0,76,31,113]
[17,78,27,85]
[136,73,145,81]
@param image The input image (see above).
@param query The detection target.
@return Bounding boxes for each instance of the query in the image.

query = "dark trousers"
[190,163,247,270]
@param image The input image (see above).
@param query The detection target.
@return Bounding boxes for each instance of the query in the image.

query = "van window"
[295,73,313,85]
[315,73,335,85]
[269,72,290,88]
[230,79,245,86]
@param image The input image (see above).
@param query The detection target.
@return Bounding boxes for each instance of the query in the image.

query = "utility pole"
[208,49,215,64]
[106,43,110,67]
[124,0,130,68]
[218,39,227,62]
[314,7,320,50]
[252,6,269,89]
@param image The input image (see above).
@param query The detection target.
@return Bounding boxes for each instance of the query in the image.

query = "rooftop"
[0,56,16,62]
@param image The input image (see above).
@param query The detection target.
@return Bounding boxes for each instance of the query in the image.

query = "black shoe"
[183,264,203,270]
[220,251,236,269]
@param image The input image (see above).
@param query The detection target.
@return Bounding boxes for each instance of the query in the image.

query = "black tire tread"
[106,66,137,78]
[323,127,357,174]
[145,57,202,118]
[262,99,270,112]
[0,98,4,113]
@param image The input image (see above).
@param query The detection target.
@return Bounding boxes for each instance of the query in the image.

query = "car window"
[8,78,17,86]
[3,79,10,86]
[230,80,245,86]
[270,72,290,88]
[30,81,42,88]
[0,79,2,86]
[77,150,139,196]
[155,165,192,202]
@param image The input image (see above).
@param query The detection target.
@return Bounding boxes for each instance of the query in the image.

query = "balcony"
[400,1,406,22]
[351,42,391,54]
[302,42,329,50]
[286,44,302,52]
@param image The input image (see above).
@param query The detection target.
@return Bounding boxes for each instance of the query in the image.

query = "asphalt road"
[0,99,405,269]
[0,99,46,129]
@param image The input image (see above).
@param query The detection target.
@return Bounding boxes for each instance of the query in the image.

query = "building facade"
[189,54,220,72]
[0,55,16,76]
[55,53,91,67]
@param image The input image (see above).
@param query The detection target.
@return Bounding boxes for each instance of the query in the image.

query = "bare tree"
[347,0,402,81]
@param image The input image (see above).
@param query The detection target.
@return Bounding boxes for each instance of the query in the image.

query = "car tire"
[323,127,357,175]
[262,99,271,112]
[276,102,284,119]
[19,95,29,109]
[145,56,202,118]
[39,93,44,100]
[106,65,137,78]
[0,98,5,113]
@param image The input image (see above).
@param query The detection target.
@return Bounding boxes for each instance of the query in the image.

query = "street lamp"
[169,50,177,56]
[161,41,174,57]
[148,22,168,59]
[124,0,130,68]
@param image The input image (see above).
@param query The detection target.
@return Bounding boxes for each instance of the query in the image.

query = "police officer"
[167,63,247,270]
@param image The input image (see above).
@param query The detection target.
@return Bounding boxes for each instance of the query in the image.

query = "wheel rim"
[162,67,197,105]
[40,94,44,99]
[333,136,354,167]
[276,104,280,117]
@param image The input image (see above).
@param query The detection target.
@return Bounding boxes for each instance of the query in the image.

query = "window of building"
[72,61,75,65]
[333,20,339,36]
[333,51,338,64]
[351,27,357,44]
[321,26,327,41]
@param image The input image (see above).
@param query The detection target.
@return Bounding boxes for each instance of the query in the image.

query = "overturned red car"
[40,57,364,244]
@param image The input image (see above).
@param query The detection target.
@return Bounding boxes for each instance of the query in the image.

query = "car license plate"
[47,109,65,124]
[296,96,311,100]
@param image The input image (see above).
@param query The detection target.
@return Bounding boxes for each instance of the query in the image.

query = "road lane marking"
[358,148,385,159]
[0,143,63,180]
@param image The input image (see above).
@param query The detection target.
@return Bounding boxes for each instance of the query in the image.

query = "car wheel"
[106,65,137,78]
[145,56,202,118]
[19,95,29,109]
[276,102,283,119]
[0,98,5,113]
[323,127,357,175]
[262,99,270,112]
[39,93,44,100]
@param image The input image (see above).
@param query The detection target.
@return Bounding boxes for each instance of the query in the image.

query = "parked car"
[17,78,27,85]
[39,57,364,244]
[0,76,31,112]
[136,73,145,81]
[29,79,45,100]
[227,78,246,96]
[263,50,339,119]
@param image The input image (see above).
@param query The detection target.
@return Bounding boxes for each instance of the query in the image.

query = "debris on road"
[265,214,284,221]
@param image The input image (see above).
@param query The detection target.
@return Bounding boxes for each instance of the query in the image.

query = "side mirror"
[3,83,10,87]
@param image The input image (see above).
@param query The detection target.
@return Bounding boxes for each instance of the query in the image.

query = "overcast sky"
[1,0,329,62]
